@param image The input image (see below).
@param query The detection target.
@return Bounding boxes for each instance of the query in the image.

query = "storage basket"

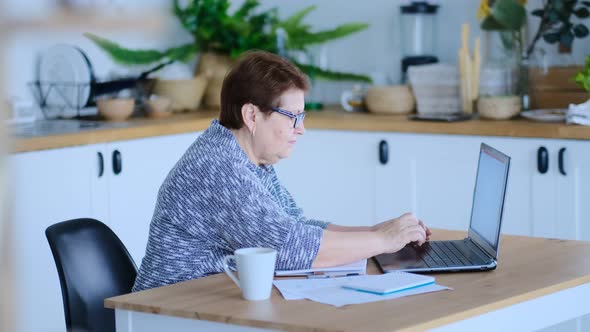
[477,95,521,120]
[365,85,415,114]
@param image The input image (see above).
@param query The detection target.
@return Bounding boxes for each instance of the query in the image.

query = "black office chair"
[46,218,137,332]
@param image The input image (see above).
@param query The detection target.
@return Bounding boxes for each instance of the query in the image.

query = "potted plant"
[85,0,371,108]
[478,0,590,109]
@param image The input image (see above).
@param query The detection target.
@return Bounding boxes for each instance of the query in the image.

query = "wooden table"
[106,230,590,331]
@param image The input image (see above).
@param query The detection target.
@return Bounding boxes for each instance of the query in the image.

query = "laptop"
[375,143,511,273]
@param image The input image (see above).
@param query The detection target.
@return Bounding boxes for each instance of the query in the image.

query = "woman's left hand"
[371,217,432,241]
[419,220,432,241]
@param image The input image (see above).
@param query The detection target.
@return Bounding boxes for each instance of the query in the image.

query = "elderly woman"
[133,51,430,292]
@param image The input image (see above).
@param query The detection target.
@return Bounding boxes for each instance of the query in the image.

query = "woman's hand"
[372,213,429,254]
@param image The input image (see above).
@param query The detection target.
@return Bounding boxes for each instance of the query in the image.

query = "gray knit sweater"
[132,120,328,292]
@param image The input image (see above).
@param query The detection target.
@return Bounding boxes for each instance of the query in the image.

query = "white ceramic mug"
[223,248,277,301]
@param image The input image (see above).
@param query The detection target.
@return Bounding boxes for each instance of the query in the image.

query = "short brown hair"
[219,50,309,129]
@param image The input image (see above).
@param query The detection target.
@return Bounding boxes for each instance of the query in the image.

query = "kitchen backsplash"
[3,0,590,108]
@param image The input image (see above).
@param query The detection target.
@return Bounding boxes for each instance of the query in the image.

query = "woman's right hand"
[373,213,427,254]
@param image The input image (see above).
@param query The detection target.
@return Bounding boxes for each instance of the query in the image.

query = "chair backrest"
[45,218,137,332]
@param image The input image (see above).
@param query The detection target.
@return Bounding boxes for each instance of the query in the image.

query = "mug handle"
[340,90,353,111]
[223,255,240,288]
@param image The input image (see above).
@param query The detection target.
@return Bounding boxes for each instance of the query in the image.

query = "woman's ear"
[241,103,257,134]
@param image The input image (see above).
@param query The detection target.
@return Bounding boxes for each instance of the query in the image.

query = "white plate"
[521,109,567,122]
[38,45,93,118]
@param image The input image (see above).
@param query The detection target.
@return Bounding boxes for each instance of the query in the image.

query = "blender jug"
[400,1,439,83]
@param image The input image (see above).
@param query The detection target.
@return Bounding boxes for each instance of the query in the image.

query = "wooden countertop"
[12,109,590,153]
[105,230,590,332]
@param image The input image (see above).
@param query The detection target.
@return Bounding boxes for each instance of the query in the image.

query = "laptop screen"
[469,144,510,251]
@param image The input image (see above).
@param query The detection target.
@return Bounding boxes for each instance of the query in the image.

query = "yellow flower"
[477,0,491,21]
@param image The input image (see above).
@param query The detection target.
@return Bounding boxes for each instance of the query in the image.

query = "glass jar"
[478,30,524,119]
[479,30,527,102]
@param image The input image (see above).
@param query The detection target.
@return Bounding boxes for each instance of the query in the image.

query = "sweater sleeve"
[279,184,331,229]
[175,169,323,271]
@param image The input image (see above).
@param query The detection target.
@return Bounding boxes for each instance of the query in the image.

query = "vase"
[478,30,528,119]
[195,52,234,108]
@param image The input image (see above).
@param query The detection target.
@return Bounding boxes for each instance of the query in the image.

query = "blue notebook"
[341,272,435,295]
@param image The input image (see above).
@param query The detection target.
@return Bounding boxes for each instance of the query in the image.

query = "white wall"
[3,0,590,108]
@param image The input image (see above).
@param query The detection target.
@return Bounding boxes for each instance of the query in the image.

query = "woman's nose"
[294,123,305,135]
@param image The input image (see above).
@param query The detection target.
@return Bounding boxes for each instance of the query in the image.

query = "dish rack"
[29,79,155,119]
[29,81,94,119]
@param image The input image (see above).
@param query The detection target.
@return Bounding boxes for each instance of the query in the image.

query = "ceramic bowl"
[144,97,173,119]
[97,98,135,121]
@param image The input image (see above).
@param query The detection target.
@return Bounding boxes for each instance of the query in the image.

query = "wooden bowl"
[152,75,208,112]
[365,85,415,114]
[477,96,522,120]
[97,98,135,122]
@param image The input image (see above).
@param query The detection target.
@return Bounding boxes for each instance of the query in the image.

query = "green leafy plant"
[478,0,590,57]
[85,0,371,82]
[574,55,590,92]
[527,0,590,56]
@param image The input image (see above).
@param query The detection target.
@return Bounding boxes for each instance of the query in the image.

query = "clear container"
[479,31,520,97]
[400,2,439,57]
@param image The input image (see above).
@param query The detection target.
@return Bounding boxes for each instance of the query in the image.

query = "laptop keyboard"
[421,241,477,267]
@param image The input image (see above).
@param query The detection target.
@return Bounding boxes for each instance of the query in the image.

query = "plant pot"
[195,52,234,108]
[152,76,207,112]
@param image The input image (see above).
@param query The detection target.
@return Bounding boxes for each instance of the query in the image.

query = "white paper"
[273,274,451,306]
[274,275,362,300]
[299,283,450,307]
[275,259,367,276]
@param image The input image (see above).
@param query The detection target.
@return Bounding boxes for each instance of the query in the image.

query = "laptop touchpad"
[375,245,429,270]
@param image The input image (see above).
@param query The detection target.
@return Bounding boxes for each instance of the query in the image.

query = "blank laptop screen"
[470,147,509,250]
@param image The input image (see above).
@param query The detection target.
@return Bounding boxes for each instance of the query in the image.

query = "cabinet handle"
[537,146,548,174]
[97,152,104,178]
[112,150,122,175]
[379,140,389,165]
[558,147,567,176]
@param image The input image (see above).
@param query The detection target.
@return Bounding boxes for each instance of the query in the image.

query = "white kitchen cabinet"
[376,133,480,231]
[278,130,589,242]
[9,145,104,332]
[9,131,199,332]
[105,132,199,264]
[485,137,590,241]
[275,130,380,226]
[378,134,589,239]
[530,139,590,241]
[562,140,590,241]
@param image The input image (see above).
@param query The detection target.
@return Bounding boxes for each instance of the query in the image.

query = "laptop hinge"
[465,237,493,262]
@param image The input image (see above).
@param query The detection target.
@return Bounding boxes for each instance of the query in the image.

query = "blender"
[400,1,439,83]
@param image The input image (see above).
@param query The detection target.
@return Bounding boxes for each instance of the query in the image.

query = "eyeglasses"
[271,107,306,129]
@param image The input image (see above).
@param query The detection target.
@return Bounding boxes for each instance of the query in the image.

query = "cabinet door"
[9,145,102,332]
[105,132,199,264]
[481,137,540,237]
[377,133,480,231]
[275,130,379,226]
[554,140,590,241]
